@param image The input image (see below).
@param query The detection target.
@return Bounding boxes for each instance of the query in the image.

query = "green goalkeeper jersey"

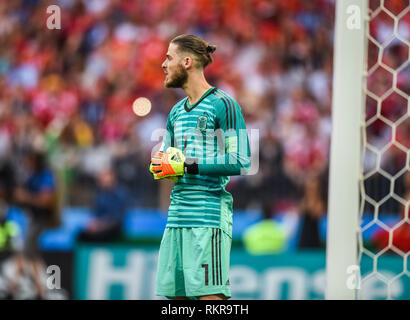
[161,87,251,237]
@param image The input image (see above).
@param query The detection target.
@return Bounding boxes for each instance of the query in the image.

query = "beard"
[165,64,188,88]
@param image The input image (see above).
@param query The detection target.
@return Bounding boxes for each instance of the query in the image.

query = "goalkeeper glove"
[150,147,185,179]
[149,159,180,182]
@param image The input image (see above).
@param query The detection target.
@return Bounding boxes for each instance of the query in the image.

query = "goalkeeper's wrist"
[184,158,199,174]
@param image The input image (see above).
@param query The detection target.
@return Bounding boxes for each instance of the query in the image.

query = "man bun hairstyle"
[171,34,216,69]
[206,44,216,54]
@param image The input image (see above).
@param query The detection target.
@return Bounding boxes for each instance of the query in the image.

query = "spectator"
[12,148,58,299]
[77,166,127,243]
[297,171,327,249]
[0,156,17,252]
[243,202,287,255]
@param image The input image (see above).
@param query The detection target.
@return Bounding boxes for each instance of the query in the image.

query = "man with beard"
[150,34,251,300]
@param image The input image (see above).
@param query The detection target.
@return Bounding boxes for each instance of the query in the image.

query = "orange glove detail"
[150,147,185,179]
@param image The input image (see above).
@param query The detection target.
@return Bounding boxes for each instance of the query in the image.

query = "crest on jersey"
[196,114,208,132]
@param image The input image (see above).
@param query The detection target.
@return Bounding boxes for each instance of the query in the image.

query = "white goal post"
[326,0,368,300]
[327,0,410,300]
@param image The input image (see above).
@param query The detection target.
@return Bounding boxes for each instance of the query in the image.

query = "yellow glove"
[150,148,184,181]
[149,161,179,182]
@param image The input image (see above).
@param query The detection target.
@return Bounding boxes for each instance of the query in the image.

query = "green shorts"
[155,227,232,299]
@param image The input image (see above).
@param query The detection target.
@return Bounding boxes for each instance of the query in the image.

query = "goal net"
[326,0,409,300]
[360,0,410,300]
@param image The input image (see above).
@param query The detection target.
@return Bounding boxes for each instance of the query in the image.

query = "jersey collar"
[184,87,216,112]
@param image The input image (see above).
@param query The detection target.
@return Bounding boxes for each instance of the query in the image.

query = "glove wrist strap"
[184,159,199,174]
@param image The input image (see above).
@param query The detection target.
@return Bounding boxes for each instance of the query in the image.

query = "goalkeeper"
[151,34,251,300]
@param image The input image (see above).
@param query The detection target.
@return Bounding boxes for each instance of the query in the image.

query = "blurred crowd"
[0,0,334,211]
[0,0,408,229]
[0,0,408,300]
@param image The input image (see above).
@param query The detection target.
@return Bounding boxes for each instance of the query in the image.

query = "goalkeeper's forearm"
[185,153,250,176]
